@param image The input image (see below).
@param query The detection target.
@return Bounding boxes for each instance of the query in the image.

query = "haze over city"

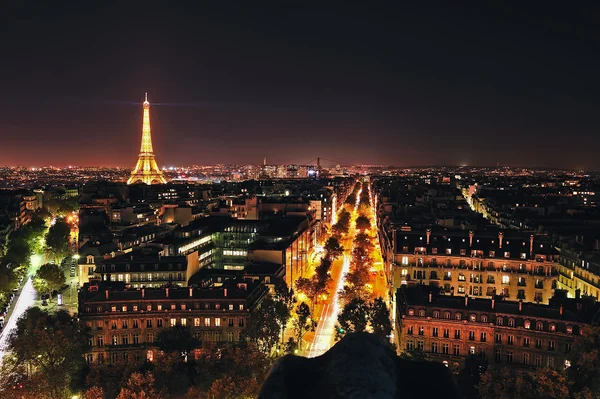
[2,2,600,168]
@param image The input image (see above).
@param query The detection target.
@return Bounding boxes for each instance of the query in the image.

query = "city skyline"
[2,3,600,169]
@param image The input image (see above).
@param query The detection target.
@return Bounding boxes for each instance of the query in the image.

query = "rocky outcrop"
[259,333,460,399]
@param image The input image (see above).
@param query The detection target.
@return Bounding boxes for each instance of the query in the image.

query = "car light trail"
[0,277,37,363]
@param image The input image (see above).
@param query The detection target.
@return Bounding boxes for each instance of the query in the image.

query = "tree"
[355,215,371,231]
[478,367,535,399]
[34,263,65,294]
[456,353,488,399]
[354,232,374,252]
[116,372,164,399]
[8,307,88,399]
[335,298,368,340]
[567,324,600,397]
[242,296,281,354]
[324,236,344,260]
[273,280,295,344]
[293,302,316,350]
[45,218,70,261]
[398,348,427,362]
[83,386,106,399]
[368,297,392,340]
[155,324,200,357]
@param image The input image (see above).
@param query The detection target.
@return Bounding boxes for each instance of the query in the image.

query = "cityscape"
[2,2,600,399]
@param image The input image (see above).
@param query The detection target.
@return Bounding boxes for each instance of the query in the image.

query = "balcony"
[517,281,527,287]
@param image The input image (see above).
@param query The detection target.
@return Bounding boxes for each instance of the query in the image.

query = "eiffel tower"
[127,93,168,185]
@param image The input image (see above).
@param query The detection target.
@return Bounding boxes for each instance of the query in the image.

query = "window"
[170,304,176,310]
[418,326,424,335]
[523,337,530,347]
[433,311,440,318]
[181,304,187,310]
[566,326,573,334]
[194,318,200,327]
[506,351,513,363]
[535,355,542,367]
[522,353,530,365]
[536,321,544,331]
[132,320,138,328]
[454,329,461,339]
[536,339,542,349]
[204,318,211,327]
[122,334,129,345]
[502,275,510,284]
[228,318,234,327]
[508,318,515,327]
[146,305,152,311]
[97,336,104,346]
[470,314,476,322]
[431,342,439,353]
[147,350,154,362]
[112,335,118,345]
[442,344,449,355]
[565,359,572,369]
[170,318,177,327]
[406,340,414,351]
[444,312,451,319]
[133,334,139,344]
[455,313,462,321]
[566,343,572,353]
[495,348,502,362]
[469,331,475,340]
[495,334,502,344]
[417,341,424,351]
[507,335,514,345]
[122,321,128,329]
[480,332,487,342]
[408,309,414,316]
[181,318,187,326]
[215,318,221,327]
[121,305,127,312]
[524,320,531,329]
[157,319,163,327]
[239,318,244,327]
[452,345,460,356]
[418,309,426,317]
[229,304,234,311]
[111,306,117,312]
[496,318,503,326]
[481,315,488,323]
[444,328,450,338]
[547,357,555,368]
[146,333,154,343]
[550,323,556,332]
[548,341,556,351]
[157,304,162,311]
[432,327,439,337]
[146,319,152,328]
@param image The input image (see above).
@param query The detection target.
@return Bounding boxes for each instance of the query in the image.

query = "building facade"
[396,286,598,374]
[79,279,268,365]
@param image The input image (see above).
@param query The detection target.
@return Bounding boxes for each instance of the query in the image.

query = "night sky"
[1,2,600,169]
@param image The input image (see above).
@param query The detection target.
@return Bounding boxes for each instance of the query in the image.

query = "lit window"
[181,318,187,326]
[215,318,221,327]
[204,318,210,326]
[502,275,510,284]
[170,318,177,327]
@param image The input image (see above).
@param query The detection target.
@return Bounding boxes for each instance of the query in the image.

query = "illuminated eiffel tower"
[127,93,167,185]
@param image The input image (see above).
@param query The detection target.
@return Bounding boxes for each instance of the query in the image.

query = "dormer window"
[470,314,476,322]
[432,248,438,254]
[418,309,425,317]
[504,252,510,258]
[481,315,488,323]
[496,318,503,326]
[444,312,451,319]
[508,318,515,327]
[489,251,495,258]
[433,311,440,318]
[408,309,415,316]
[524,320,531,329]
[460,249,466,256]
[536,321,544,331]
[566,325,573,334]
[550,323,556,332]
[446,248,452,255]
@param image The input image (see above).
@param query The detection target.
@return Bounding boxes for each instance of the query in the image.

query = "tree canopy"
[34,263,65,294]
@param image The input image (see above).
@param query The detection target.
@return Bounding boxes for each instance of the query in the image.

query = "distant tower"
[127,93,167,185]
[264,157,267,166]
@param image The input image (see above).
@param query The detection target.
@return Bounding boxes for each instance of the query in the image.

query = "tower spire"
[127,93,167,185]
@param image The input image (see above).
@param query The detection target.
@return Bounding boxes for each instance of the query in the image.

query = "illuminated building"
[127,93,168,185]
[79,279,268,364]
[396,286,598,373]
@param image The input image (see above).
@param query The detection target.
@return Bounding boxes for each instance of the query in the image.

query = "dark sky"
[1,2,600,168]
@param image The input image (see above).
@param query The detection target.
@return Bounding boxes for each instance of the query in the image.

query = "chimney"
[464,295,468,306]
[105,290,109,299]
[189,286,193,297]
[469,230,474,247]
[166,287,169,298]
[530,234,534,255]
[518,299,523,312]
[498,232,504,249]
[491,298,495,309]
[141,288,145,298]
[426,229,431,245]
[428,292,432,303]
[559,305,563,315]
[224,288,228,297]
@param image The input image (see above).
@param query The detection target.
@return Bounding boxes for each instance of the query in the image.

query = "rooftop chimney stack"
[559,304,563,316]
[530,234,534,256]
[166,287,169,298]
[224,288,228,297]
[519,299,523,312]
[464,295,469,306]
[105,290,109,299]
[491,298,495,309]
[428,292,432,303]
[469,230,474,247]
[499,232,504,249]
[426,229,431,245]
[189,287,193,297]
[142,288,145,298]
